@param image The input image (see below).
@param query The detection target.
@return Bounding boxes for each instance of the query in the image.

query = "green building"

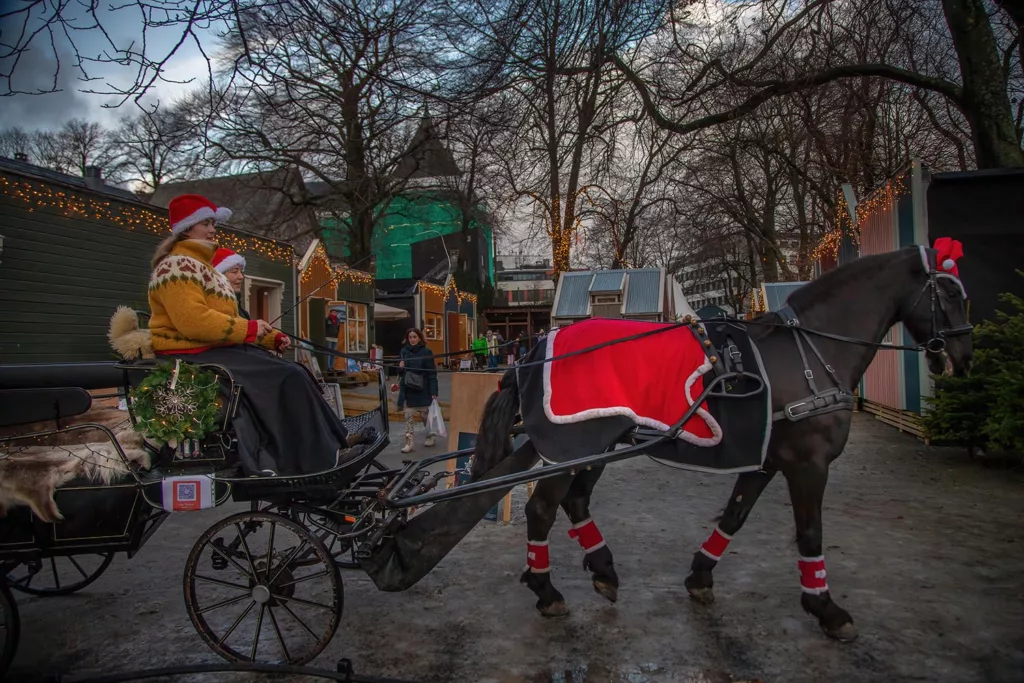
[321,191,495,287]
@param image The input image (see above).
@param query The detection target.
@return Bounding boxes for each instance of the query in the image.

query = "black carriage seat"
[0,362,125,391]
[0,387,93,428]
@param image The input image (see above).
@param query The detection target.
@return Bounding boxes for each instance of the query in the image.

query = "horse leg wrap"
[698,526,733,562]
[568,518,606,553]
[798,555,828,595]
[526,540,550,573]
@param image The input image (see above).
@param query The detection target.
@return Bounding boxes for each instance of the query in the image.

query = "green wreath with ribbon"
[129,359,222,446]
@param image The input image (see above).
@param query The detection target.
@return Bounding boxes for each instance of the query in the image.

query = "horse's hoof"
[593,579,618,603]
[687,586,715,605]
[538,601,570,618]
[824,621,858,643]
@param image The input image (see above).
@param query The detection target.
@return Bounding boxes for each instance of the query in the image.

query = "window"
[425,312,444,340]
[346,303,368,353]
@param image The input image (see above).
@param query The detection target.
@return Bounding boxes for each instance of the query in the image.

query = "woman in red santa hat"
[212,246,250,319]
[148,194,368,477]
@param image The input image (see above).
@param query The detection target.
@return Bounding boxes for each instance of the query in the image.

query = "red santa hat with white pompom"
[933,236,964,278]
[212,247,246,274]
[168,194,233,236]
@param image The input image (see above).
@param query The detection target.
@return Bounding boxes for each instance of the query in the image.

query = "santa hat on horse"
[168,194,233,236]
[212,247,246,274]
[933,236,964,278]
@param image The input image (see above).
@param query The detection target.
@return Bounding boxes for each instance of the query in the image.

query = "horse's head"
[901,241,973,378]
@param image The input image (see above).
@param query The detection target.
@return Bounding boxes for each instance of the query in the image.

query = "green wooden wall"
[0,173,296,364]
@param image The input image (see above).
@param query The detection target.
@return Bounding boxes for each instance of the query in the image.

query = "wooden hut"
[296,240,376,371]
[0,156,296,364]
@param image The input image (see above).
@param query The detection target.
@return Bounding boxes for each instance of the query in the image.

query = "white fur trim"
[936,272,967,297]
[541,327,724,447]
[699,547,723,561]
[171,205,233,235]
[920,244,967,296]
[215,253,246,273]
[571,518,593,529]
[918,244,931,273]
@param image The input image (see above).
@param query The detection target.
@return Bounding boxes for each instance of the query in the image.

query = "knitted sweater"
[148,239,283,354]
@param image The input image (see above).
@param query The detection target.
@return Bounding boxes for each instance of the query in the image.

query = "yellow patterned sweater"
[148,239,284,354]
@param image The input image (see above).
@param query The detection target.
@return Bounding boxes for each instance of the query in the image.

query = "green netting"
[320,193,494,284]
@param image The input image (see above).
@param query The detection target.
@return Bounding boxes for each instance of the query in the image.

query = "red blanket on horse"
[541,318,722,446]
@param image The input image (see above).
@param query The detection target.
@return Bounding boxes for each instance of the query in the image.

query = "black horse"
[471,245,973,641]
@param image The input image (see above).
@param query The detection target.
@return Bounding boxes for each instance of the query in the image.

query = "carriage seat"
[0,362,125,391]
[0,387,94,428]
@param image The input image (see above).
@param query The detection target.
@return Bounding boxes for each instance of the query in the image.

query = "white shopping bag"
[427,399,448,439]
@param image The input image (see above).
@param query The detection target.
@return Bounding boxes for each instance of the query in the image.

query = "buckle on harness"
[804,369,814,380]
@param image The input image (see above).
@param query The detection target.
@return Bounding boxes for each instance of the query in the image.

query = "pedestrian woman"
[146,194,367,476]
[397,327,439,453]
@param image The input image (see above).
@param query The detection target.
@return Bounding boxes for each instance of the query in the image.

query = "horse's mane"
[785,247,917,313]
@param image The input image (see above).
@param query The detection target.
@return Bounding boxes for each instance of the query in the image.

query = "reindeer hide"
[0,427,151,523]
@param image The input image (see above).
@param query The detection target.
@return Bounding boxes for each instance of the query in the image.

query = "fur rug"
[0,427,151,523]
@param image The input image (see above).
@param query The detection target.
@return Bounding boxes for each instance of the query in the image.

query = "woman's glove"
[274,334,291,352]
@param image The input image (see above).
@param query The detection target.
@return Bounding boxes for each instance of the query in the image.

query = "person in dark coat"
[396,327,439,453]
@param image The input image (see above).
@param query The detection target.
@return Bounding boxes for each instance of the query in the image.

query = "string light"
[417,276,477,306]
[0,174,294,263]
[299,243,374,286]
[812,175,909,264]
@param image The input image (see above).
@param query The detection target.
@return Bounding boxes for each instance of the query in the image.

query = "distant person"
[518,330,529,359]
[324,309,341,370]
[397,328,439,453]
[486,330,500,371]
[472,332,488,370]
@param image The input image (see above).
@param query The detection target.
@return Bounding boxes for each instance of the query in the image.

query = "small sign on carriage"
[160,474,215,512]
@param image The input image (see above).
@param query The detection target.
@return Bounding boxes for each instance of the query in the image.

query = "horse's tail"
[471,368,520,479]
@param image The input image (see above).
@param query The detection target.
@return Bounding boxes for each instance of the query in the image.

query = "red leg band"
[699,526,732,561]
[567,518,606,553]
[798,556,828,595]
[526,541,550,573]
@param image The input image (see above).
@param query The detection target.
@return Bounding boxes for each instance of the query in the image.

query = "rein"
[279,255,970,377]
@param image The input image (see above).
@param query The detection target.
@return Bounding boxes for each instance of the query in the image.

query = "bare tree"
[106,109,199,192]
[195,0,442,265]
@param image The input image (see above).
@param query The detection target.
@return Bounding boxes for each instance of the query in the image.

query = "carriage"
[0,320,762,677]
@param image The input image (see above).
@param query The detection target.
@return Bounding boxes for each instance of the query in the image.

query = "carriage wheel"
[7,552,115,596]
[288,509,362,570]
[183,511,343,666]
[0,581,20,678]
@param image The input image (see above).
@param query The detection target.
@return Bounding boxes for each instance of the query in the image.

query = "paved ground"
[7,413,1024,683]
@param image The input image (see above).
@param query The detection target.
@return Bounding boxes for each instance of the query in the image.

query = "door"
[446,311,460,362]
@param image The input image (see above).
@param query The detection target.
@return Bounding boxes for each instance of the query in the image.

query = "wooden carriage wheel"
[6,552,115,596]
[183,511,343,666]
[0,580,19,678]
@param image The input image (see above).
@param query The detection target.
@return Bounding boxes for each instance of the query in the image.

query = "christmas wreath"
[129,359,222,446]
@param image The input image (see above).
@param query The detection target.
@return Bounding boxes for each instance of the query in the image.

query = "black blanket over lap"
[162,345,350,477]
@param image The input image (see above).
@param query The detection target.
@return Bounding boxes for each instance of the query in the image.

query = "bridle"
[911,247,973,355]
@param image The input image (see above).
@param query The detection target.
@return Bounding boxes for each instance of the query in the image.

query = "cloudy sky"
[1,3,220,129]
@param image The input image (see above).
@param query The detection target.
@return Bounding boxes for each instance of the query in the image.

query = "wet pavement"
[6,413,1024,682]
